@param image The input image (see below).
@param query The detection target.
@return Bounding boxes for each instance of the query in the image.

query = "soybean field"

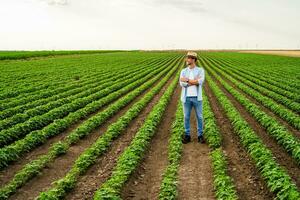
[0,50,299,200]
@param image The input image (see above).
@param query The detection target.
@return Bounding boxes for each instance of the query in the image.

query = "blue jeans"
[183,97,203,137]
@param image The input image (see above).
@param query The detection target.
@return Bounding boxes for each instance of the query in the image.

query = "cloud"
[44,0,69,6]
[1,0,299,50]
[151,0,206,13]
[210,10,300,40]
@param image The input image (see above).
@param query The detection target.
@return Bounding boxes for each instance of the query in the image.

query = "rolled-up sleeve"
[179,69,188,87]
[198,68,205,85]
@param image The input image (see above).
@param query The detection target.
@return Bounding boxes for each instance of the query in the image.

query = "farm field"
[0,50,125,60]
[241,50,300,57]
[0,50,299,200]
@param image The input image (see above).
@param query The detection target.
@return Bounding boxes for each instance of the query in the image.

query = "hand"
[180,77,189,82]
[188,79,198,85]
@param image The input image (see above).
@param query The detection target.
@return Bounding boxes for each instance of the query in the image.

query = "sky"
[0,0,300,50]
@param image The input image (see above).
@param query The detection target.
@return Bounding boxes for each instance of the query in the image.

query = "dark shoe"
[198,136,205,144]
[182,135,191,144]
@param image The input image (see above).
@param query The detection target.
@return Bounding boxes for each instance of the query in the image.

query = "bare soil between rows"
[0,87,136,186]
[66,72,180,200]
[211,58,300,137]
[120,85,180,200]
[0,67,167,187]
[7,68,177,200]
[204,80,274,200]
[209,66,300,189]
[177,110,215,200]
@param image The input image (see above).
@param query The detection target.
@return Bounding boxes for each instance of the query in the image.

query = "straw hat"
[186,51,197,58]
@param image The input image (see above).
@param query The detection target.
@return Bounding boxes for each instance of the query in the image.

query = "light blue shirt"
[179,66,205,103]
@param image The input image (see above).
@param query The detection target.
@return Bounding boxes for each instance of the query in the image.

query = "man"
[179,51,205,144]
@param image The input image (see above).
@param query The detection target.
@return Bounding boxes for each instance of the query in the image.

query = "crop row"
[92,63,181,200]
[0,67,128,121]
[34,59,183,200]
[210,149,238,200]
[202,87,237,200]
[0,52,170,100]
[0,61,102,100]
[218,59,300,102]
[158,100,184,199]
[206,56,299,95]
[158,88,235,200]
[203,53,299,93]
[0,68,110,107]
[0,57,183,200]
[200,58,300,131]
[206,72,300,199]
[225,53,300,88]
[0,50,124,60]
[202,90,222,149]
[0,57,176,147]
[0,71,106,112]
[201,53,300,90]
[0,51,120,84]
[0,67,150,146]
[203,58,300,165]
[215,63,300,113]
[0,57,181,169]
[0,55,166,109]
[205,56,300,102]
[0,53,166,103]
[0,57,173,130]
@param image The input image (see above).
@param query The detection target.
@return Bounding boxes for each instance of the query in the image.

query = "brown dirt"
[65,73,180,200]
[204,83,274,200]
[0,68,165,187]
[0,85,141,187]
[7,70,175,200]
[208,57,300,134]
[177,101,215,200]
[120,86,180,200]
[241,50,300,57]
[0,59,165,178]
[8,104,133,200]
[211,63,300,138]
[0,117,83,186]
[208,70,300,189]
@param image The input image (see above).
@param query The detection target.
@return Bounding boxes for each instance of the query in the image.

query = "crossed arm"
[179,69,205,88]
[180,77,199,86]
